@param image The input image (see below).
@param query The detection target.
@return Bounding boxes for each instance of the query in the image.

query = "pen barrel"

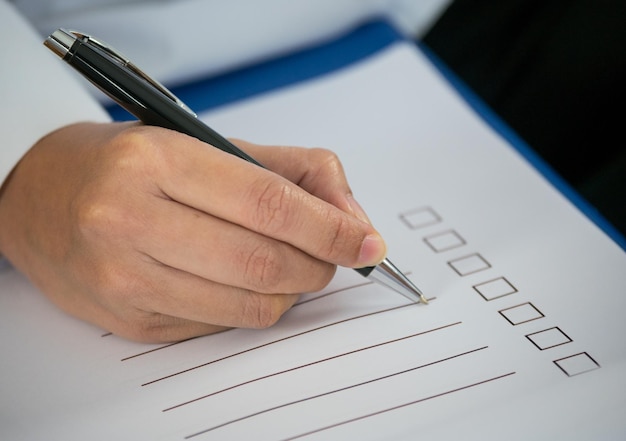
[62,35,263,167]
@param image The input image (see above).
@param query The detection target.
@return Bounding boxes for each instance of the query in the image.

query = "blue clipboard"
[107,19,625,251]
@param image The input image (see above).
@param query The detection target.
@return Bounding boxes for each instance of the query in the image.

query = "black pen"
[43,28,428,304]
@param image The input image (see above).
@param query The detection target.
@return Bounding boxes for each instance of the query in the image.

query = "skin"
[0,122,386,342]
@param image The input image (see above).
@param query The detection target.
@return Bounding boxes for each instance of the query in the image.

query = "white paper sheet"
[1,42,625,440]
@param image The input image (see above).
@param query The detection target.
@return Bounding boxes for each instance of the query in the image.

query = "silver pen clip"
[45,29,196,117]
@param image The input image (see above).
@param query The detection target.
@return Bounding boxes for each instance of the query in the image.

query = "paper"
[1,42,625,440]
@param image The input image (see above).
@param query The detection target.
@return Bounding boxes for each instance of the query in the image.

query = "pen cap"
[44,29,76,58]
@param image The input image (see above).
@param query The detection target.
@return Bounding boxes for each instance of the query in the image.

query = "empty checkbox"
[473,277,517,301]
[399,207,442,229]
[526,327,572,350]
[499,302,544,325]
[554,352,600,376]
[424,230,466,252]
[448,253,491,276]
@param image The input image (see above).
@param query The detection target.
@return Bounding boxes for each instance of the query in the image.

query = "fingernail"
[346,194,372,224]
[358,234,387,267]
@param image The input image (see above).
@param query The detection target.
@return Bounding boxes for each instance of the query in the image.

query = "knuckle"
[309,148,344,179]
[107,128,153,169]
[316,212,357,262]
[308,263,337,292]
[243,243,283,292]
[122,313,175,343]
[109,126,158,154]
[89,275,176,343]
[71,131,164,242]
[105,126,172,180]
[250,178,297,234]
[90,263,138,305]
[242,294,286,329]
[311,147,342,169]
[72,190,145,248]
[73,196,122,240]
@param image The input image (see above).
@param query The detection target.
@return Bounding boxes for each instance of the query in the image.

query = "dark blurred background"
[422,0,626,238]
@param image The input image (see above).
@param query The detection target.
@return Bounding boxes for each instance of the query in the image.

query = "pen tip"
[366,258,429,305]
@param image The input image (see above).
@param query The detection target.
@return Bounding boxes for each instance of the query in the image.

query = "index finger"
[231,140,372,224]
[145,128,387,268]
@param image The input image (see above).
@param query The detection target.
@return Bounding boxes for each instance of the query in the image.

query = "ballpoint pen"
[43,28,428,304]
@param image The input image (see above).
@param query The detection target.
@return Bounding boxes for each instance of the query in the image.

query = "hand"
[0,122,386,342]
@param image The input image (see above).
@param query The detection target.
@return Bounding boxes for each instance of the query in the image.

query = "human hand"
[0,122,386,342]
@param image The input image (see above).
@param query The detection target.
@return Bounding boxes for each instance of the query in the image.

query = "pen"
[43,28,428,304]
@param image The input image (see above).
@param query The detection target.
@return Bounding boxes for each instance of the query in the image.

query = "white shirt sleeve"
[14,0,451,89]
[0,0,111,187]
[1,0,452,186]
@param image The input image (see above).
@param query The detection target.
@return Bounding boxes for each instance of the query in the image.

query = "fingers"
[124,316,229,344]
[78,259,300,343]
[74,303,231,344]
[133,196,337,294]
[232,140,370,222]
[134,262,300,330]
[146,129,386,269]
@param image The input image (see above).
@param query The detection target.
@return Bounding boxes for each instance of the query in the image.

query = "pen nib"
[367,258,428,304]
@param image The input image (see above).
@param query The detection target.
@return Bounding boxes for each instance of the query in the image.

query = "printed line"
[294,281,372,306]
[282,371,516,440]
[122,282,370,361]
[122,339,192,361]
[100,332,113,338]
[164,321,462,412]
[142,303,417,386]
[184,346,489,439]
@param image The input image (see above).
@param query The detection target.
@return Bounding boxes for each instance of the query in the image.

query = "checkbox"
[526,327,572,350]
[448,253,491,276]
[499,302,544,325]
[554,352,600,377]
[399,207,442,230]
[473,277,517,301]
[424,230,466,252]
